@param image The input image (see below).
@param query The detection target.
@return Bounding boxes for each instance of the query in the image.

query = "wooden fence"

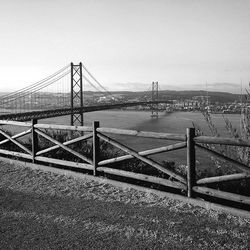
[0,119,249,206]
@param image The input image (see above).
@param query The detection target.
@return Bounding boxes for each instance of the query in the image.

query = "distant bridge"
[0,62,169,123]
[0,100,172,121]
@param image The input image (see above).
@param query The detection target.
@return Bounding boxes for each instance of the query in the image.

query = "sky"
[0,0,250,93]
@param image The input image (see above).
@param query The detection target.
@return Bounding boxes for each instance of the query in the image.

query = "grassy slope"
[0,161,249,250]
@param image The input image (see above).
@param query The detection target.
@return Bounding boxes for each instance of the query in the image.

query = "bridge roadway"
[0,100,172,121]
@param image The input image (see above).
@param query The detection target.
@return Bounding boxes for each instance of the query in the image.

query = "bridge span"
[0,100,172,121]
[0,63,169,124]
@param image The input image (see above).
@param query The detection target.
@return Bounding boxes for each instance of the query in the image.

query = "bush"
[193,88,250,195]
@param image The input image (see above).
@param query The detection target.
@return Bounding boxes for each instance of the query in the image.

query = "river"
[42,110,241,134]
[40,111,242,170]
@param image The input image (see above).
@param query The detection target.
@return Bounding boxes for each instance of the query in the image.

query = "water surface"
[41,111,241,169]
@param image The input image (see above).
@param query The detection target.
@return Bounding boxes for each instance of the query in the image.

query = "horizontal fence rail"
[34,123,93,132]
[195,136,250,147]
[97,127,186,141]
[197,173,250,185]
[0,119,249,209]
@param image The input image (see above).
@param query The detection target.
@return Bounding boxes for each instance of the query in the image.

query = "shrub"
[193,87,250,195]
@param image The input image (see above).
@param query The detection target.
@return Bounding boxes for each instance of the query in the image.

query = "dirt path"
[0,161,249,249]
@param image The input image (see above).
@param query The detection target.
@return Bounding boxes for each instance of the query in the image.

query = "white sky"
[0,0,250,93]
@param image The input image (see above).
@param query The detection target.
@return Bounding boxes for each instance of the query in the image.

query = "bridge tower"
[151,81,159,118]
[70,62,84,126]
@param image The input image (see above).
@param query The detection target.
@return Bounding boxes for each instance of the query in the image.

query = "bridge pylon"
[151,81,159,118]
[70,62,84,126]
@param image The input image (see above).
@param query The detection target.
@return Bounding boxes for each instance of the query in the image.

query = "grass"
[0,161,249,249]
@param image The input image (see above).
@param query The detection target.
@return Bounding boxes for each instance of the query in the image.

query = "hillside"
[87,90,240,103]
[158,90,240,103]
[0,160,249,249]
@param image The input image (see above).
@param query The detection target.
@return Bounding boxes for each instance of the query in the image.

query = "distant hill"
[108,90,241,103]
[0,90,241,104]
[158,90,240,103]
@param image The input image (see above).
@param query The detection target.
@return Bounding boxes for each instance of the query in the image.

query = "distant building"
[192,96,210,108]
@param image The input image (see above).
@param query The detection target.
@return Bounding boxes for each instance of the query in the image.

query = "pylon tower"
[151,81,159,118]
[70,62,84,126]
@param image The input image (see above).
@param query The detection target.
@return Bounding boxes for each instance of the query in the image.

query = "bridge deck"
[0,101,172,121]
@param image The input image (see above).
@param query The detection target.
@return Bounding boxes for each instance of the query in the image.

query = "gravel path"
[0,161,249,249]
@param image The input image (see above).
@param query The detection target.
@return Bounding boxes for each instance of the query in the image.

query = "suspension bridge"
[0,62,171,123]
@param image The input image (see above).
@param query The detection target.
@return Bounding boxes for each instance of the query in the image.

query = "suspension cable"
[1,70,70,106]
[81,64,114,97]
[1,64,70,100]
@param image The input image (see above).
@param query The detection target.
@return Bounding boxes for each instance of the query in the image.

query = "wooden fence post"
[187,127,196,198]
[93,121,100,176]
[32,119,38,163]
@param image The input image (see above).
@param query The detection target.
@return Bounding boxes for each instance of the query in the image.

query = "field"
[0,160,249,249]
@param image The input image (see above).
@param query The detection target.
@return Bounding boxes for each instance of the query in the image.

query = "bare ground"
[0,161,249,250]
